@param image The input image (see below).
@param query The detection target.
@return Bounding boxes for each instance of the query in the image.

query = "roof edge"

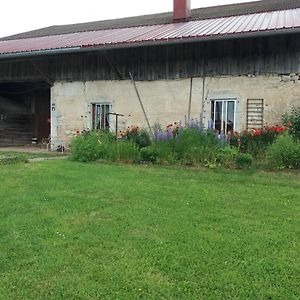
[1,28,299,61]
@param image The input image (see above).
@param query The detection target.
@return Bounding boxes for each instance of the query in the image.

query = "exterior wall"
[50,75,300,147]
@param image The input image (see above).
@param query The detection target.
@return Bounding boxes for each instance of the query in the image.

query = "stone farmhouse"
[0,0,299,147]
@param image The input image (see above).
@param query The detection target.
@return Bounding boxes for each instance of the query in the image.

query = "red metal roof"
[0,8,300,56]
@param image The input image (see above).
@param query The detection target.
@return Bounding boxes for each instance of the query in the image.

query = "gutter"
[0,28,299,61]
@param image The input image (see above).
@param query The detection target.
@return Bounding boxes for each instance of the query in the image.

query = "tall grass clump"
[107,141,139,162]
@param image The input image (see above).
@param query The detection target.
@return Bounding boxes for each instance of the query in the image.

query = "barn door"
[0,113,34,146]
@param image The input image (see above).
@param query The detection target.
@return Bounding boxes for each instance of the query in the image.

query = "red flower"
[251,129,262,136]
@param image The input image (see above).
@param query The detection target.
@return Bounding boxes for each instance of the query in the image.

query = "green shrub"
[134,129,151,148]
[216,147,252,169]
[282,106,300,140]
[124,127,151,148]
[71,131,103,162]
[140,146,158,163]
[154,140,177,164]
[235,153,253,169]
[217,147,239,168]
[230,130,278,157]
[267,132,300,169]
[175,129,221,166]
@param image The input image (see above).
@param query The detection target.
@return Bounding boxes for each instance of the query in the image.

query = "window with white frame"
[91,103,112,130]
[211,99,236,133]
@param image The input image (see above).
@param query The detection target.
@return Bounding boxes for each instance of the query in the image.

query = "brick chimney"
[173,0,191,21]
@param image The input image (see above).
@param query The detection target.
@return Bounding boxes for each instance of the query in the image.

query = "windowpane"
[215,101,223,133]
[92,103,111,130]
[227,101,235,132]
[211,99,236,133]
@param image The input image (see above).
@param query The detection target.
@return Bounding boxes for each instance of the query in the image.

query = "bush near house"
[216,147,253,169]
[229,125,288,157]
[120,125,151,148]
[70,131,104,162]
[71,110,300,169]
[282,106,300,140]
[71,130,139,162]
[71,123,253,168]
[267,132,300,169]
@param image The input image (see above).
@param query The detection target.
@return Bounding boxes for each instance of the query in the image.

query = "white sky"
[0,0,260,38]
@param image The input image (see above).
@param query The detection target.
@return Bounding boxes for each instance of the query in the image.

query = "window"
[91,103,111,130]
[211,99,236,133]
[246,99,264,130]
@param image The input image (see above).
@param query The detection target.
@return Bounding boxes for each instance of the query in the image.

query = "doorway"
[0,81,50,146]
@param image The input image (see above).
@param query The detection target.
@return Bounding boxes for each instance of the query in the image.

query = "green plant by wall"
[175,128,221,166]
[140,146,158,163]
[121,126,151,148]
[71,131,104,162]
[216,147,252,169]
[230,129,279,157]
[267,132,300,169]
[217,147,239,168]
[282,106,300,140]
[71,131,140,163]
[235,153,253,169]
[107,141,139,162]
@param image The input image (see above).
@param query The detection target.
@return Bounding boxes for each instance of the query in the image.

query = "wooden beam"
[30,61,54,86]
[102,52,122,80]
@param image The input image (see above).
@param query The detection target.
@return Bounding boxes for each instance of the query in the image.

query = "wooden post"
[129,72,153,138]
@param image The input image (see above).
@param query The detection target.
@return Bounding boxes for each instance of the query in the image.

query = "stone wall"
[50,75,300,147]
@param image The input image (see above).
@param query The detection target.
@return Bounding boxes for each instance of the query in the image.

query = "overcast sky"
[0,0,260,38]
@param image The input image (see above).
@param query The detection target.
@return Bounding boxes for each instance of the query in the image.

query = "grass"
[0,160,299,299]
[0,150,66,159]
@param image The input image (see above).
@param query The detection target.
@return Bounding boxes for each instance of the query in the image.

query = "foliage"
[267,132,300,169]
[70,131,103,162]
[153,140,177,164]
[71,130,139,162]
[216,146,239,168]
[216,147,252,169]
[0,160,299,299]
[229,125,287,156]
[120,126,151,148]
[140,141,177,164]
[282,106,300,140]
[175,128,221,166]
[106,140,139,162]
[235,152,253,169]
[0,154,28,165]
[139,146,158,163]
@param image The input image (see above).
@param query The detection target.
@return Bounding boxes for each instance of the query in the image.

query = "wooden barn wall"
[0,33,299,82]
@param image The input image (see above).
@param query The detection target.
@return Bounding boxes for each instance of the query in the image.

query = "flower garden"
[71,106,300,170]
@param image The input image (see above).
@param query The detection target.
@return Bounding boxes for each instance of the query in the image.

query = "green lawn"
[0,161,299,299]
